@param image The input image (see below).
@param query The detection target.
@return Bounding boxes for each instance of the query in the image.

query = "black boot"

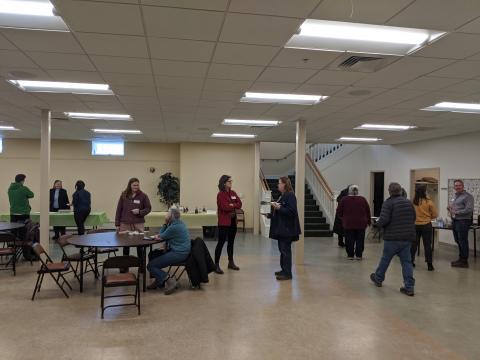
[427,263,434,271]
[451,259,469,268]
[214,264,224,274]
[228,260,240,271]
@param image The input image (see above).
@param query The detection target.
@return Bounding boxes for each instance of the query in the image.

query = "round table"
[68,232,161,292]
[0,222,25,231]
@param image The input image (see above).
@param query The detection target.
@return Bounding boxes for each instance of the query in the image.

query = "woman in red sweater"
[215,175,242,274]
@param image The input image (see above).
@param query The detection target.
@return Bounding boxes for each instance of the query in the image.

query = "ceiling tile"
[156,76,204,90]
[143,7,224,41]
[229,0,320,17]
[1,29,83,53]
[294,83,345,95]
[387,0,480,30]
[151,59,209,78]
[141,0,228,11]
[440,79,480,94]
[310,0,414,24]
[0,33,15,50]
[56,0,144,35]
[0,50,38,68]
[47,70,105,83]
[398,76,463,91]
[413,33,480,59]
[220,13,301,46]
[308,69,366,85]
[149,38,215,62]
[213,43,278,66]
[270,48,340,69]
[208,63,264,80]
[204,78,253,92]
[248,81,299,92]
[90,56,152,74]
[26,52,95,71]
[110,85,157,96]
[101,73,154,86]
[0,66,49,80]
[428,61,480,79]
[257,67,317,83]
[458,17,480,33]
[76,33,148,57]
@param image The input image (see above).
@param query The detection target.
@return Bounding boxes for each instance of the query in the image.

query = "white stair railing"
[307,143,343,163]
[305,154,335,226]
[259,170,271,238]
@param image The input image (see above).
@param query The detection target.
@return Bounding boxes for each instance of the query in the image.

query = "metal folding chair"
[0,232,17,276]
[56,234,98,284]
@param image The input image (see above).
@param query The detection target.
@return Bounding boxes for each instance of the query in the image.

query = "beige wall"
[179,143,255,228]
[0,139,179,220]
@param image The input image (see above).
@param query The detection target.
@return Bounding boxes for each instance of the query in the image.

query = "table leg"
[79,247,84,293]
[94,248,99,278]
[141,246,147,292]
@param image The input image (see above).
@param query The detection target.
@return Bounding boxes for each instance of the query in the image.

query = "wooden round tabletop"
[0,222,25,231]
[68,231,160,248]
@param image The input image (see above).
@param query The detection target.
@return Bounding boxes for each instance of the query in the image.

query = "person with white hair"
[336,185,371,260]
[147,207,191,295]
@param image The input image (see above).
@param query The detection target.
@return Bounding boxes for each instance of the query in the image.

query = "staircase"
[265,176,332,238]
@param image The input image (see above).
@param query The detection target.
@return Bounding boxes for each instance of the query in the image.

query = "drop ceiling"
[0,0,480,144]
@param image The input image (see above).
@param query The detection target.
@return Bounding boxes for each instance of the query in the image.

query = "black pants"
[10,214,30,240]
[74,210,90,235]
[344,229,365,258]
[51,208,66,238]
[278,238,293,277]
[215,218,237,264]
[411,223,433,264]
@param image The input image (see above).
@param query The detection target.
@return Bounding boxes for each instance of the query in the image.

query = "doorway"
[371,172,385,217]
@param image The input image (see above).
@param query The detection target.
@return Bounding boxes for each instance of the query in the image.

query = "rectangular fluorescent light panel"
[8,80,113,95]
[422,102,480,114]
[92,140,124,156]
[66,112,132,121]
[286,19,446,56]
[355,124,415,131]
[211,133,256,139]
[241,92,327,105]
[0,0,69,31]
[223,119,281,127]
[92,129,142,134]
[337,137,381,142]
[0,125,18,130]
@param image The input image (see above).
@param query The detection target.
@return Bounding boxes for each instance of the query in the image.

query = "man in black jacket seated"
[370,182,416,296]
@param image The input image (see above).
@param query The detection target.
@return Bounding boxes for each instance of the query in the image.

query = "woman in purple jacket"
[115,178,152,255]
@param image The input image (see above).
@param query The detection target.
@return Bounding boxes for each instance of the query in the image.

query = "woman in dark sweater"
[49,180,70,239]
[72,180,91,235]
[333,185,350,248]
[115,178,151,255]
[264,176,301,281]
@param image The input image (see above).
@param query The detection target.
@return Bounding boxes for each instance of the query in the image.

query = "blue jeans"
[277,239,292,277]
[147,251,189,284]
[374,241,415,291]
[452,219,471,260]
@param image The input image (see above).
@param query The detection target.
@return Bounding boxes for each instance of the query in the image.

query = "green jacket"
[8,182,34,215]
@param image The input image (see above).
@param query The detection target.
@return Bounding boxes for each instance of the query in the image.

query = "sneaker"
[370,273,382,287]
[347,256,355,260]
[214,265,224,274]
[427,263,434,271]
[164,277,177,295]
[400,287,414,297]
[228,261,240,271]
[146,280,159,290]
[451,260,469,268]
[276,274,292,281]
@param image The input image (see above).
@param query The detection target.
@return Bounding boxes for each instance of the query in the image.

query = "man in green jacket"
[8,174,34,223]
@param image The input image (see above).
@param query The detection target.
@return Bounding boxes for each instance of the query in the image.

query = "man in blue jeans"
[448,179,474,268]
[147,208,191,295]
[370,182,416,296]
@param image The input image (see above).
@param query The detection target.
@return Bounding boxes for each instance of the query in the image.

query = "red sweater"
[217,190,242,226]
[336,195,371,230]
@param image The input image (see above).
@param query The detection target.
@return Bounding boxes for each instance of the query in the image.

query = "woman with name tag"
[115,178,152,256]
[215,175,242,274]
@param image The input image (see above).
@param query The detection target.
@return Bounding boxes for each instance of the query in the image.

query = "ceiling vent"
[328,52,398,73]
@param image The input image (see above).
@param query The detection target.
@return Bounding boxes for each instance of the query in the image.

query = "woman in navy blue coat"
[264,176,301,281]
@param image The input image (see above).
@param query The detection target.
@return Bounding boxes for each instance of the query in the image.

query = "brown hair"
[279,176,293,193]
[123,177,140,199]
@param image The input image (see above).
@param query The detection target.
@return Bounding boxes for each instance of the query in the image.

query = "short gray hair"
[348,185,359,196]
[168,207,181,220]
[388,182,402,196]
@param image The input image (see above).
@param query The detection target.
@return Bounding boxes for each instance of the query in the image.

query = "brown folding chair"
[0,232,17,276]
[31,243,72,301]
[56,235,98,284]
[101,256,140,319]
[236,209,246,232]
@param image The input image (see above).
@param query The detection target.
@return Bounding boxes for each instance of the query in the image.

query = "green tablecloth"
[0,212,109,227]
[145,212,217,228]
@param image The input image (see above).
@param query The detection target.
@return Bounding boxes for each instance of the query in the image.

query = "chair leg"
[48,272,69,298]
[38,273,45,292]
[70,261,81,285]
[31,273,42,301]
[59,272,72,290]
[137,281,141,315]
[101,283,105,319]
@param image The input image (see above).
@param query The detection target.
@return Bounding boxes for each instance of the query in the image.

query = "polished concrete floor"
[1,233,479,360]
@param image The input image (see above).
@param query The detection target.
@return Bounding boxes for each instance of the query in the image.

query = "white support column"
[253,142,260,235]
[40,109,51,247]
[295,119,306,264]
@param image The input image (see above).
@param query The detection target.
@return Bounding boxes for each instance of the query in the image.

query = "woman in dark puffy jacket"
[264,176,301,281]
[333,185,350,248]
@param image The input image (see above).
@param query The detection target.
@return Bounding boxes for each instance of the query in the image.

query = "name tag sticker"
[231,196,237,200]
[133,200,141,204]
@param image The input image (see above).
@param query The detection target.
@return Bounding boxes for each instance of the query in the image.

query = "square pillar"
[253,142,260,235]
[40,109,51,247]
[295,119,306,264]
